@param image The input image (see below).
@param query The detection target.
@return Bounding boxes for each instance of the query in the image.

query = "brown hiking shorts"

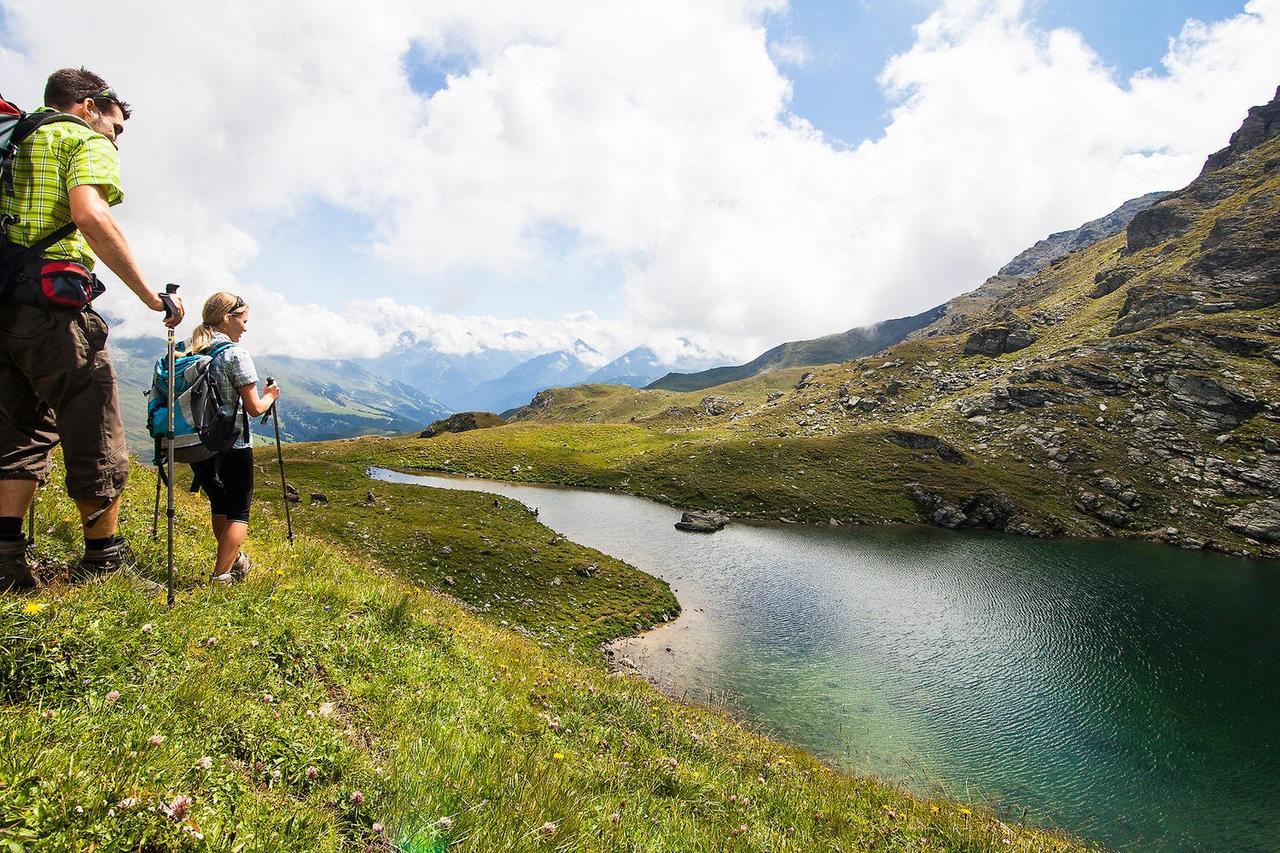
[0,304,129,501]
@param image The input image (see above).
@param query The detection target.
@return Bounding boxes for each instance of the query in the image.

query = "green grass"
[1,457,1088,851]
[255,456,677,657]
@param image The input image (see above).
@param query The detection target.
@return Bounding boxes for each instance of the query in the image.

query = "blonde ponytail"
[189,291,245,352]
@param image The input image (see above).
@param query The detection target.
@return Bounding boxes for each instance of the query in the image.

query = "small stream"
[372,467,1280,851]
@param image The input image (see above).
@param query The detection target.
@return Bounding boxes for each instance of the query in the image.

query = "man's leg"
[0,479,37,519]
[0,307,60,590]
[14,309,132,577]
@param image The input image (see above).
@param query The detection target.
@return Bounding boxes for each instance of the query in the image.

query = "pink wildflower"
[105,690,121,706]
[609,812,621,825]
[539,821,557,837]
[372,823,384,834]
[166,794,192,821]
[140,623,153,633]
[261,693,274,704]
[205,637,217,647]
[306,765,320,779]
[149,734,165,746]
[196,756,213,771]
[349,790,365,805]
[437,816,454,830]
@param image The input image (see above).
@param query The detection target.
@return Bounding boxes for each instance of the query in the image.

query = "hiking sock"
[0,517,24,541]
[84,535,122,553]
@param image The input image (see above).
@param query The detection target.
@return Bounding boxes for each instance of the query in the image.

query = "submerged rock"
[675,510,731,533]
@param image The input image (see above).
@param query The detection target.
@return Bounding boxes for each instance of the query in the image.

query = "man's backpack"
[1,94,102,308]
[147,341,248,466]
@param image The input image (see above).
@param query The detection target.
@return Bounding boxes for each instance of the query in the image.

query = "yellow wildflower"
[553,752,565,761]
[22,601,45,615]
[958,806,972,816]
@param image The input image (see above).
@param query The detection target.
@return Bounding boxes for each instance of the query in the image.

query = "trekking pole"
[151,464,161,540]
[159,284,181,606]
[263,378,293,543]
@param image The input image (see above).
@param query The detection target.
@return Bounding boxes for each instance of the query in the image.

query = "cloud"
[1,0,1277,365]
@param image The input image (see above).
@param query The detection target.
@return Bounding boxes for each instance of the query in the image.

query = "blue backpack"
[147,340,246,465]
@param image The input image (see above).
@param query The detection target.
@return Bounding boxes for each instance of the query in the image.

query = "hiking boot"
[71,538,138,583]
[211,551,252,585]
[0,538,37,591]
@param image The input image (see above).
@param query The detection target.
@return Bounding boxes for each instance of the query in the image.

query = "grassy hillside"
[0,456,1085,851]
[359,116,1280,560]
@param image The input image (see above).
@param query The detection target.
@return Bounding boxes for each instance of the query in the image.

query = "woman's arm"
[237,382,281,418]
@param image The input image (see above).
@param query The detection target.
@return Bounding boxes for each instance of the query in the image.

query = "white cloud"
[0,0,1277,366]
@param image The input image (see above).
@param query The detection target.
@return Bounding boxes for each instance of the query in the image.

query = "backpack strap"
[2,110,92,193]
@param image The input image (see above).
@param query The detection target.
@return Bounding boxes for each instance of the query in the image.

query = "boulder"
[963,318,1037,357]
[420,411,507,438]
[698,396,742,417]
[674,510,730,533]
[1227,500,1280,543]
[309,492,328,504]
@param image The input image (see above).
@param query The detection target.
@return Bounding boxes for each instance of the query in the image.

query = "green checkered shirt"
[0,107,124,269]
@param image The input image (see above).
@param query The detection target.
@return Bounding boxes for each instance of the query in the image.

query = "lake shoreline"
[372,462,1271,564]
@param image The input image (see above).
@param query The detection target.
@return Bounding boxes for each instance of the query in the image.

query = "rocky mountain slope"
[406,88,1280,560]
[647,191,1167,394]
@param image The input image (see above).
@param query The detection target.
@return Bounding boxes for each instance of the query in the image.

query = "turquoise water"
[373,469,1280,851]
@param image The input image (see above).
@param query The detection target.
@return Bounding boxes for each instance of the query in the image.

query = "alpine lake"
[372,468,1280,851]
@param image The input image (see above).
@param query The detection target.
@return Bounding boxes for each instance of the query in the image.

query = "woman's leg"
[212,448,254,579]
[213,520,248,576]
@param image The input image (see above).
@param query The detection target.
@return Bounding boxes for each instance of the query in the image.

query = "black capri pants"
[190,447,254,523]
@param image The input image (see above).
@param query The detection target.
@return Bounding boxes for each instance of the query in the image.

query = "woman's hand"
[238,381,282,418]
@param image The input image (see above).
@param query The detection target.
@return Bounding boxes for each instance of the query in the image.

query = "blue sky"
[3,0,1273,360]
[775,0,1248,145]
[241,0,1253,325]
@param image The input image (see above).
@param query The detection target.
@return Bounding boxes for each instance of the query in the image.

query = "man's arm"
[68,183,183,325]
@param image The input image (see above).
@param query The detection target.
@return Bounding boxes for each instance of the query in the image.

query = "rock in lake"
[675,510,731,533]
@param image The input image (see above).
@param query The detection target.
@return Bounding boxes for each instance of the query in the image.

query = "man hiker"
[0,67,184,590]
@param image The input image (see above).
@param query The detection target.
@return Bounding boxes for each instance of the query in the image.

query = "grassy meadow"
[0,453,1089,851]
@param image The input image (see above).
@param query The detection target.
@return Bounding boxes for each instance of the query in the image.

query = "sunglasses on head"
[228,296,246,315]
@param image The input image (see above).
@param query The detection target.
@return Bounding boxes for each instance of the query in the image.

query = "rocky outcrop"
[1110,281,1197,335]
[963,319,1038,356]
[886,431,967,464]
[1201,86,1280,175]
[419,411,507,438]
[1090,264,1141,298]
[907,484,1030,533]
[1227,500,1280,543]
[1164,374,1260,430]
[1124,197,1197,254]
[699,396,743,417]
[674,510,730,533]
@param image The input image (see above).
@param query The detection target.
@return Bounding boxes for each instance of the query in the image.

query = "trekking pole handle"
[261,377,277,423]
[159,283,180,320]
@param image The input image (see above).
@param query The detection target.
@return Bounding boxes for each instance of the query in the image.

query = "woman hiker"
[187,291,280,583]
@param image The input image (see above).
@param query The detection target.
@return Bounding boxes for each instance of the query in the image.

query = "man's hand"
[156,292,184,328]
